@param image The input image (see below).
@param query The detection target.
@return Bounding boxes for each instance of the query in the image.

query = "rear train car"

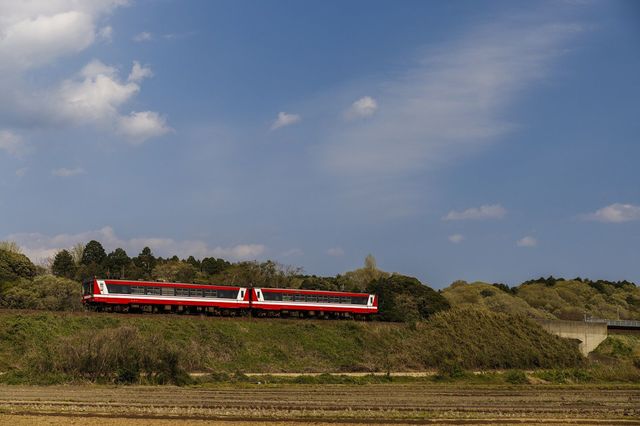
[250,287,377,319]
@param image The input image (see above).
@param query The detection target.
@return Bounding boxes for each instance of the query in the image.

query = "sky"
[0,0,639,288]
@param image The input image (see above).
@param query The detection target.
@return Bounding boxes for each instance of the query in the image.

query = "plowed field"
[0,384,638,425]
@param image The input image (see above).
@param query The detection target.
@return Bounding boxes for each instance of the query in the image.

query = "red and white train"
[82,278,378,319]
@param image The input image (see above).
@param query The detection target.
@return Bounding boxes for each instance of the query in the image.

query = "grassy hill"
[0,308,582,384]
[443,279,640,321]
[442,281,553,320]
[516,280,640,320]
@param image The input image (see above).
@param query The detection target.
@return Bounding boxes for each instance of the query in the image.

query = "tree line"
[1,241,452,322]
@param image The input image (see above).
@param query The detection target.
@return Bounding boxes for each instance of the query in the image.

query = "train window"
[131,286,145,295]
[262,292,283,301]
[340,297,350,304]
[217,289,238,299]
[145,287,162,295]
[307,295,318,302]
[350,297,367,305]
[294,294,304,302]
[204,289,217,298]
[107,284,131,294]
[318,296,328,303]
[282,294,293,302]
[175,288,189,296]
[162,287,174,296]
[190,289,203,297]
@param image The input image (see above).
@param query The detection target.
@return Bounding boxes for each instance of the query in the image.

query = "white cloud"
[322,22,584,176]
[128,61,153,82]
[443,204,506,221]
[118,111,171,144]
[270,112,301,130]
[133,31,153,42]
[0,130,26,156]
[0,3,168,145]
[6,226,266,264]
[327,247,345,257]
[56,60,140,123]
[516,236,537,247]
[345,96,378,120]
[49,60,169,142]
[448,234,464,244]
[0,1,126,71]
[52,167,85,177]
[98,25,113,42]
[15,167,28,177]
[583,203,640,223]
[0,11,94,71]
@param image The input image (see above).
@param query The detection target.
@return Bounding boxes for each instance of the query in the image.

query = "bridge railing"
[585,318,640,329]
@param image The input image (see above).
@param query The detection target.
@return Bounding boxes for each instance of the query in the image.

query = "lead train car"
[82,278,378,318]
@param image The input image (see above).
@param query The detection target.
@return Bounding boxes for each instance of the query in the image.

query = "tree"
[133,247,156,276]
[341,255,388,291]
[70,242,85,265]
[201,257,229,275]
[367,274,450,322]
[52,249,76,279]
[300,276,339,291]
[106,248,131,278]
[0,249,37,283]
[152,261,198,283]
[364,254,377,271]
[186,256,200,270]
[81,240,106,265]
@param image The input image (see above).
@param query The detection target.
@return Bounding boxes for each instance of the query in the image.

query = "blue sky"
[1,0,639,287]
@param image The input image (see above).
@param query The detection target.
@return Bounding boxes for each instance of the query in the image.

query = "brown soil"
[0,384,638,425]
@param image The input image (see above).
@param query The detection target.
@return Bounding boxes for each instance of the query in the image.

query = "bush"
[0,276,82,311]
[505,370,529,384]
[533,368,593,384]
[368,274,450,322]
[0,249,36,283]
[29,326,192,385]
[436,359,467,380]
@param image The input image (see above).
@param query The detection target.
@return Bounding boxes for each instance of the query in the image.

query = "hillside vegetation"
[443,281,553,320]
[443,278,640,321]
[2,240,638,322]
[0,308,582,384]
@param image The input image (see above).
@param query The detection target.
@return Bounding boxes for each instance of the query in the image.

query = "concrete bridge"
[538,320,608,356]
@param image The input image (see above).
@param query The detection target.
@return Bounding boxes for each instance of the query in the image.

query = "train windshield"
[82,280,93,296]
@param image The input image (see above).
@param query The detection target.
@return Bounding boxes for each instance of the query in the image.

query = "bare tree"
[0,241,21,253]
[71,242,85,265]
[364,254,377,271]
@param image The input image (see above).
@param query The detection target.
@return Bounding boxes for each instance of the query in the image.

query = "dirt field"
[0,384,638,425]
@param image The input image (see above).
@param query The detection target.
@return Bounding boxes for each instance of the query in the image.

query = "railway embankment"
[0,307,586,384]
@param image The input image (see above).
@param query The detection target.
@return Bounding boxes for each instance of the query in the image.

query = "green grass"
[0,308,584,384]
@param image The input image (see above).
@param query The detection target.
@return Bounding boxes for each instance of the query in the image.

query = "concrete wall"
[538,320,608,356]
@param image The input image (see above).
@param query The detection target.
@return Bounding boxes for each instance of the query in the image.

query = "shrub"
[0,249,36,283]
[505,370,529,384]
[368,274,450,322]
[534,369,593,384]
[28,326,192,385]
[0,276,82,311]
